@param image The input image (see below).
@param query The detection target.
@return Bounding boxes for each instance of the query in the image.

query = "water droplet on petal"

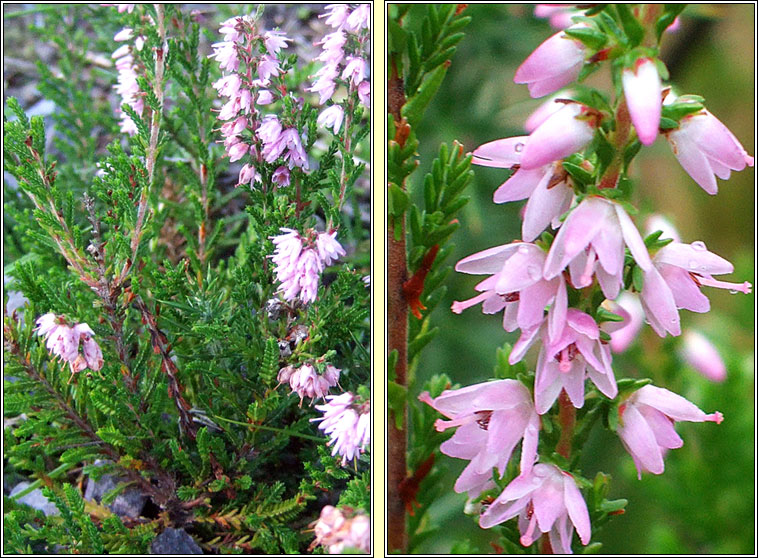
[670,318,677,323]
[691,241,707,251]
[527,265,541,280]
[515,142,525,153]
[688,259,698,269]
[518,245,530,254]
[729,289,738,295]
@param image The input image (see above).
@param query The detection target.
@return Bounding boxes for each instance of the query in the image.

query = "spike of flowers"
[311,392,370,466]
[277,363,340,404]
[111,26,145,135]
[269,228,346,304]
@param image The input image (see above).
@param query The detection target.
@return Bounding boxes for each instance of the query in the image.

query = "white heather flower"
[317,105,345,133]
[312,392,370,465]
[316,231,346,266]
[312,506,370,554]
[113,27,134,41]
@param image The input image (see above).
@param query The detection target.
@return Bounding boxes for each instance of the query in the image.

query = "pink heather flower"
[419,380,540,499]
[471,137,574,241]
[257,55,280,85]
[218,17,244,42]
[101,3,135,13]
[257,116,283,144]
[453,242,568,341]
[228,141,249,162]
[317,31,347,65]
[209,41,239,72]
[342,56,367,86]
[213,74,242,98]
[358,80,370,107]
[285,363,339,403]
[312,506,370,554]
[316,231,347,265]
[257,89,274,105]
[272,166,290,188]
[238,163,258,186]
[113,27,134,41]
[665,108,754,195]
[479,463,591,555]
[263,30,289,55]
[605,293,645,353]
[514,26,586,98]
[622,58,662,146]
[617,385,723,479]
[281,128,308,169]
[511,309,617,414]
[317,105,345,133]
[680,330,727,382]
[640,240,751,338]
[308,64,339,105]
[345,4,370,33]
[35,314,103,372]
[520,102,597,170]
[321,4,351,29]
[311,392,370,465]
[544,196,653,299]
[295,249,322,303]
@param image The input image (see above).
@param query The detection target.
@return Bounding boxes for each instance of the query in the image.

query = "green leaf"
[388,183,410,218]
[615,4,644,47]
[388,380,407,430]
[401,63,449,128]
[564,26,608,50]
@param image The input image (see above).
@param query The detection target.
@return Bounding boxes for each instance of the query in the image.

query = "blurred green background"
[406,4,755,554]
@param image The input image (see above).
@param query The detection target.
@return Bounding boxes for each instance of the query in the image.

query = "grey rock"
[9,482,60,516]
[150,528,203,555]
[84,461,147,518]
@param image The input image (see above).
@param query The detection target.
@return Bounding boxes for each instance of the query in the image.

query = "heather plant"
[3,4,370,554]
[388,4,754,554]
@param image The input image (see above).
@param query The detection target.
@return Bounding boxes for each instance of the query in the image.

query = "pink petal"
[561,472,591,544]
[667,129,718,194]
[618,404,665,477]
[633,385,722,423]
[509,325,542,364]
[494,168,547,203]
[638,405,683,449]
[614,203,652,271]
[520,103,594,169]
[641,266,681,337]
[517,280,556,331]
[658,264,710,313]
[547,276,568,343]
[522,172,573,241]
[495,244,546,293]
[472,137,529,168]
[655,242,734,275]
[456,243,521,274]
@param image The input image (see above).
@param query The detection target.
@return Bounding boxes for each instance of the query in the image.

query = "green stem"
[9,463,76,501]
[210,415,324,442]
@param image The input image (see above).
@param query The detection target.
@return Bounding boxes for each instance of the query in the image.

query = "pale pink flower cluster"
[111,26,145,135]
[309,4,371,115]
[311,505,370,554]
[270,228,346,304]
[35,313,103,373]
[209,16,299,185]
[435,14,752,549]
[277,363,340,403]
[311,392,370,465]
[101,3,134,13]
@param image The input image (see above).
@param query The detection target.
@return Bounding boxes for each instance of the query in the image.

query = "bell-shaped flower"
[544,196,652,299]
[453,242,568,340]
[665,108,754,194]
[472,137,574,241]
[524,93,574,133]
[514,26,586,98]
[622,58,661,146]
[511,309,617,414]
[317,105,345,133]
[520,102,597,170]
[640,240,752,338]
[419,379,540,499]
[617,385,723,479]
[679,330,726,382]
[479,463,591,555]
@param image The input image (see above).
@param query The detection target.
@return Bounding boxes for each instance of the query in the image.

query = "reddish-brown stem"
[540,532,554,554]
[556,389,576,460]
[598,98,631,190]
